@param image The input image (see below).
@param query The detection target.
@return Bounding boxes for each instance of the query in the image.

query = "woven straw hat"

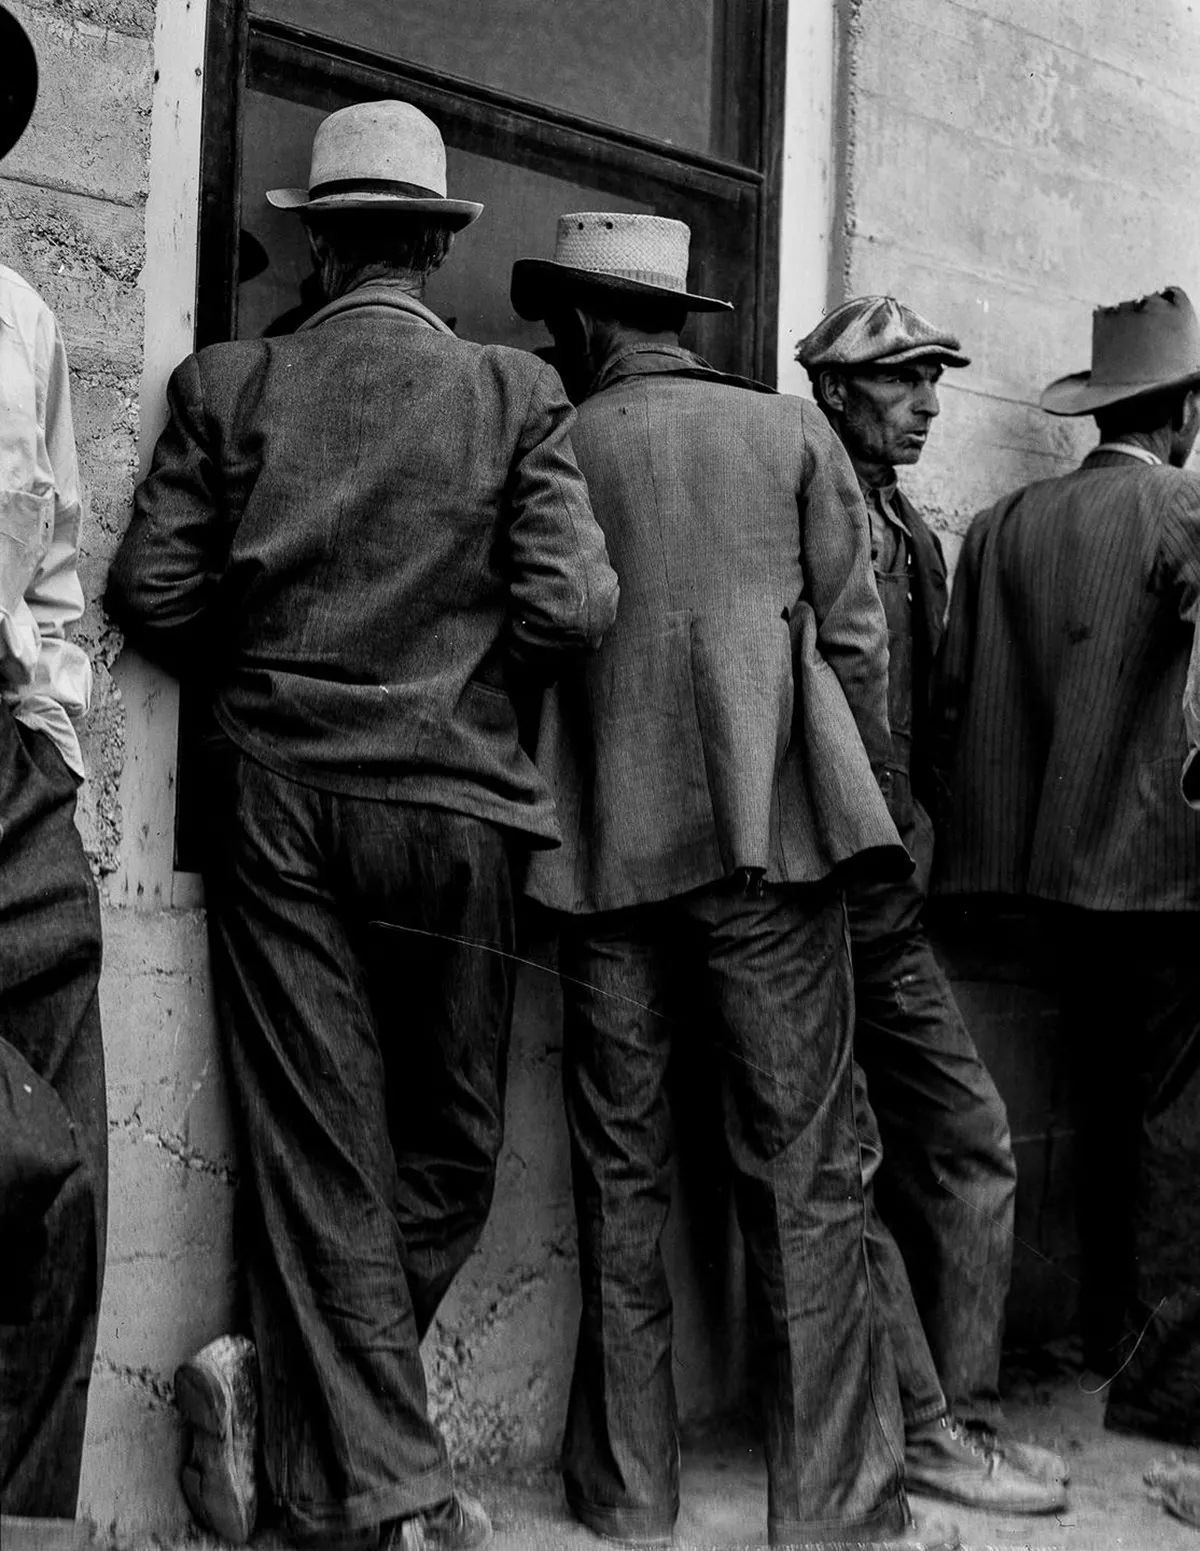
[797,295,969,373]
[0,6,37,161]
[267,100,482,227]
[511,213,732,319]
[1041,287,1200,416]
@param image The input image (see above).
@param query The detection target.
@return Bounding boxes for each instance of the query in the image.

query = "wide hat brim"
[1040,364,1200,416]
[266,186,483,228]
[0,8,38,160]
[511,258,733,321]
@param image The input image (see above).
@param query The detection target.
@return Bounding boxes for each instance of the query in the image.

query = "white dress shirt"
[0,263,91,777]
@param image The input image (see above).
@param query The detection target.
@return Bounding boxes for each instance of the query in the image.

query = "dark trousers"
[0,709,106,1517]
[558,881,907,1548]
[204,747,517,1537]
[850,922,1016,1426]
[1051,908,1200,1440]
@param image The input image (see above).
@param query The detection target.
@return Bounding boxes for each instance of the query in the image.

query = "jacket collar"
[587,342,773,398]
[299,282,455,336]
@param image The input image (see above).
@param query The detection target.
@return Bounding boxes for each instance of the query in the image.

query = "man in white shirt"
[0,7,105,1519]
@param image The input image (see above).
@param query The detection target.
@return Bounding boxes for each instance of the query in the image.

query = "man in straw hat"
[0,4,106,1523]
[513,214,957,1550]
[796,299,1066,1513]
[109,101,618,1550]
[936,285,1200,1441]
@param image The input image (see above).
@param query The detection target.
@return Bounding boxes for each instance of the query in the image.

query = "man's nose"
[914,382,940,418]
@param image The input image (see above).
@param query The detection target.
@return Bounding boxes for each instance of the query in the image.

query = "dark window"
[177,0,787,867]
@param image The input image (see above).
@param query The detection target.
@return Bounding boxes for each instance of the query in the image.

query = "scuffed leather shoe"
[392,1490,492,1550]
[905,1413,1067,1513]
[174,1333,260,1543]
[960,1420,1070,1485]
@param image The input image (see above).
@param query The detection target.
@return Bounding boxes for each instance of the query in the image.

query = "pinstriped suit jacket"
[935,448,1200,910]
[525,345,909,915]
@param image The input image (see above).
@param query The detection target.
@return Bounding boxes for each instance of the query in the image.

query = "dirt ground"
[9,1348,1200,1551]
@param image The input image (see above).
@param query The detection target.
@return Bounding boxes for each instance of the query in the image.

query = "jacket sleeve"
[105,354,223,677]
[1156,479,1200,806]
[503,361,619,681]
[797,401,892,771]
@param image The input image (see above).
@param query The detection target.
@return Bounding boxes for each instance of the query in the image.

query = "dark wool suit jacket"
[935,447,1200,910]
[107,286,619,846]
[525,345,908,914]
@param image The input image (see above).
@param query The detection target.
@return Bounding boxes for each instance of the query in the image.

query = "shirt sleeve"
[503,361,619,680]
[106,353,222,676]
[797,401,892,771]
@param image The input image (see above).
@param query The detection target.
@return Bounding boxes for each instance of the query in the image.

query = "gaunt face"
[821,361,943,473]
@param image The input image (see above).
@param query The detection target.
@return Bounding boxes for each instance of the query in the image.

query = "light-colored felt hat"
[267,100,482,227]
[510,213,732,319]
[796,295,970,372]
[0,6,37,161]
[1040,287,1200,416]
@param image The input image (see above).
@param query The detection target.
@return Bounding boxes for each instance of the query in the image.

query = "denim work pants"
[1051,908,1200,1439]
[0,708,106,1517]
[848,918,1016,1427]
[558,881,907,1548]
[204,746,518,1538]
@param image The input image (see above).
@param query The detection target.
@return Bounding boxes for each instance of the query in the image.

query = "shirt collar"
[1092,441,1163,467]
[298,283,455,336]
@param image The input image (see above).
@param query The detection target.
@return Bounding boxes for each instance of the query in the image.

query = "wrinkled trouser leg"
[853,928,1016,1424]
[855,1067,947,1431]
[560,884,907,1548]
[0,711,106,1517]
[206,749,515,1537]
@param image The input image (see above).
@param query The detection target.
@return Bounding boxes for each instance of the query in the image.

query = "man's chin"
[893,445,925,465]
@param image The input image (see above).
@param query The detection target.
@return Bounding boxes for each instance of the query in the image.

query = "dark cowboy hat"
[1041,287,1200,417]
[0,7,37,161]
[511,212,732,320]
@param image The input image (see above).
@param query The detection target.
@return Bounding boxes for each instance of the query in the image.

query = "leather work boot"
[391,1490,492,1550]
[174,1333,260,1543]
[959,1419,1070,1485]
[904,1413,1068,1513]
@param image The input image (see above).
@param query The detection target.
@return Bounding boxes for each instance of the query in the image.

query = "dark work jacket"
[935,448,1200,910]
[525,345,909,914]
[892,487,950,813]
[107,286,619,845]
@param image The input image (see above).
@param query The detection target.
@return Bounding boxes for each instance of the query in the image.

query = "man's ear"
[817,369,847,416]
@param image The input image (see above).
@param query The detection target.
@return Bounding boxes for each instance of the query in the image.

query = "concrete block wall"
[839,0,1200,555]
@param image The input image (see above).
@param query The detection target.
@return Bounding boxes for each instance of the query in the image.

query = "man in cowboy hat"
[512,214,957,1551]
[0,5,106,1522]
[936,285,1200,1440]
[796,299,1065,1513]
[109,101,618,1550]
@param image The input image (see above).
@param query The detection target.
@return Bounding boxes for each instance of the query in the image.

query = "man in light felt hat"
[797,299,1066,1514]
[514,215,958,1551]
[0,4,107,1524]
[936,285,1200,1442]
[109,101,618,1551]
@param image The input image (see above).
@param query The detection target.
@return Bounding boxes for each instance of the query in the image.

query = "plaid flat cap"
[796,295,970,372]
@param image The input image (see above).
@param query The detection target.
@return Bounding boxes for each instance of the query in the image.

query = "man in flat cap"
[937,285,1200,1443]
[513,216,958,1551]
[109,102,618,1551]
[797,298,1065,1510]
[0,5,106,1522]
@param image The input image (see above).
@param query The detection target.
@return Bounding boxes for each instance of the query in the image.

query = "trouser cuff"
[565,1485,678,1541]
[284,1458,456,1539]
[768,1487,908,1547]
